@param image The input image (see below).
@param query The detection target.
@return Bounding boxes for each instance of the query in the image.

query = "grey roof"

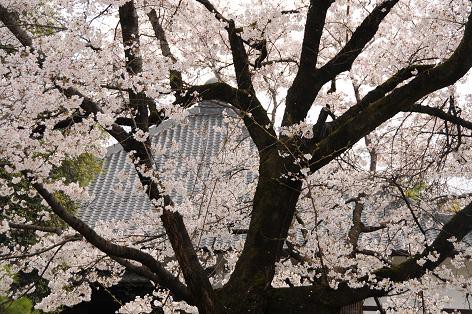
[77,101,245,228]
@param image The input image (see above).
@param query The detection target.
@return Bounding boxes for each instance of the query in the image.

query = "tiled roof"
[77,101,243,228]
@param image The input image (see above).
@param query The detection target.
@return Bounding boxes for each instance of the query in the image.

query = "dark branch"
[30,180,193,304]
[161,211,219,312]
[147,9,183,92]
[267,200,472,310]
[404,103,472,130]
[119,1,142,75]
[181,83,277,152]
[308,9,472,172]
[0,5,45,65]
[338,64,435,126]
[299,0,334,71]
[195,0,229,23]
[319,0,399,79]
[119,1,150,133]
[374,201,472,282]
[8,222,63,235]
[226,19,254,92]
[0,5,33,48]
[282,0,334,126]
[282,0,398,126]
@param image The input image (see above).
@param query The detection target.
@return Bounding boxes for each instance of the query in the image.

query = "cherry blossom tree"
[1,0,472,313]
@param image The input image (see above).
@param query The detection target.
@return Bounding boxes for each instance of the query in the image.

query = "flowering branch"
[29,179,194,304]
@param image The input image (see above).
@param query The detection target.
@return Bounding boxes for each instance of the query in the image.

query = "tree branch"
[182,82,277,153]
[308,9,472,172]
[299,0,334,72]
[195,0,229,23]
[266,200,472,310]
[226,19,254,92]
[338,64,435,126]
[374,201,472,282]
[403,103,472,130]
[119,1,142,76]
[282,0,399,126]
[318,0,399,80]
[147,9,183,92]
[282,0,334,126]
[0,5,33,48]
[161,211,220,312]
[8,222,63,235]
[30,180,193,304]
[119,1,150,133]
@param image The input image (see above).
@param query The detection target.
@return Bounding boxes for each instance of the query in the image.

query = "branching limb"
[347,196,365,252]
[226,19,254,92]
[119,1,150,132]
[374,200,472,282]
[8,222,63,235]
[318,0,400,81]
[346,193,386,254]
[338,64,435,126]
[188,0,279,159]
[161,211,220,312]
[181,82,277,153]
[308,9,472,173]
[29,179,193,304]
[266,201,472,310]
[403,103,472,130]
[0,5,44,64]
[195,0,229,23]
[282,0,334,126]
[0,234,82,261]
[282,0,399,126]
[147,9,183,92]
[0,5,34,48]
[299,0,334,72]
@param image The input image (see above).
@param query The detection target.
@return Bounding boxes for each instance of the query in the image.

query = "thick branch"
[319,0,399,80]
[375,201,472,282]
[282,0,398,126]
[338,64,435,126]
[161,211,219,313]
[299,0,334,71]
[282,0,334,126]
[0,5,33,48]
[119,1,142,75]
[308,9,472,172]
[0,5,44,65]
[226,20,254,92]
[267,200,472,310]
[195,0,229,23]
[54,86,132,143]
[30,180,193,304]
[119,1,149,132]
[193,0,277,156]
[182,83,277,153]
[147,9,183,92]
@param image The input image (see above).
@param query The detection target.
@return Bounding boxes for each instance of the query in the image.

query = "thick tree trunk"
[215,148,303,312]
